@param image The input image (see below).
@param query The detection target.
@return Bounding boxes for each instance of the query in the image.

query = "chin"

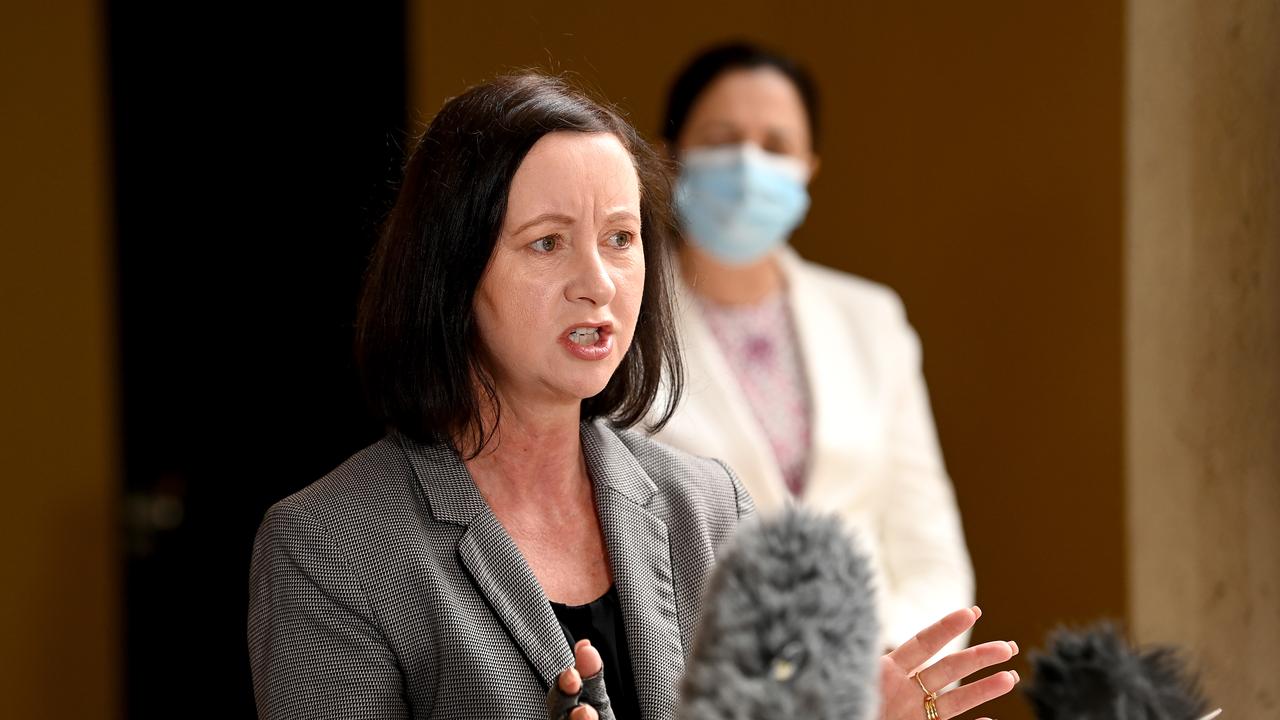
[572,377,615,401]
[556,368,619,402]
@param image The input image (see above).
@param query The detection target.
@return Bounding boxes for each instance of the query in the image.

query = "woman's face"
[676,66,817,170]
[474,131,644,411]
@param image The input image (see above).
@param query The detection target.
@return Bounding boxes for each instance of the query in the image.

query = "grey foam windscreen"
[680,509,880,720]
[1026,623,1216,720]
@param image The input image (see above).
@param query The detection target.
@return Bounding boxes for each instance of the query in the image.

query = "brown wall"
[0,2,119,718]
[1127,0,1280,714]
[410,4,1126,719]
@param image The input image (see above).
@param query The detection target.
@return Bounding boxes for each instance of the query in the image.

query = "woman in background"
[652,43,974,652]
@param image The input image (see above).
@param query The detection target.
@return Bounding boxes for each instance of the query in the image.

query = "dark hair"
[661,42,821,152]
[356,73,684,456]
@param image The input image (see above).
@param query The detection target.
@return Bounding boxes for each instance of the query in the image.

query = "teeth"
[569,327,600,346]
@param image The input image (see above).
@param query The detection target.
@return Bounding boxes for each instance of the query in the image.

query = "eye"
[763,141,798,157]
[764,131,800,157]
[530,235,558,253]
[606,231,633,249]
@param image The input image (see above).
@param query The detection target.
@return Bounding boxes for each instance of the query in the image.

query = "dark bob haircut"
[356,73,684,456]
[661,42,821,152]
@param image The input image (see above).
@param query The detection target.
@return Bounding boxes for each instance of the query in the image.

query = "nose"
[565,246,617,306]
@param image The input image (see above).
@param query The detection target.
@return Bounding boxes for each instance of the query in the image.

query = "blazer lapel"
[396,434,573,692]
[397,425,687,716]
[672,281,792,512]
[778,248,877,503]
[582,420,684,720]
[457,513,574,690]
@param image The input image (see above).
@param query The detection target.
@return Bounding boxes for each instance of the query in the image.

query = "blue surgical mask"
[675,143,811,265]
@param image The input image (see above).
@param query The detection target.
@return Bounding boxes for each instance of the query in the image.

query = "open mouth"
[567,326,604,346]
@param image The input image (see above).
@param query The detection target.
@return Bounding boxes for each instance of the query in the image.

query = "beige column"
[1126,0,1280,715]
[0,2,119,718]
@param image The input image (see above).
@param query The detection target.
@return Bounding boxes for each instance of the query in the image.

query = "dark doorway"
[107,5,407,716]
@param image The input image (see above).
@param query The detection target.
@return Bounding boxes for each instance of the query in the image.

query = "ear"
[807,154,822,183]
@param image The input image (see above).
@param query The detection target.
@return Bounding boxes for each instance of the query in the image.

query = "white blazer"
[651,247,974,650]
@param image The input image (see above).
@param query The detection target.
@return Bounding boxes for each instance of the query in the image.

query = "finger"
[919,640,1018,690]
[574,639,603,677]
[936,669,1019,719]
[578,662,613,714]
[889,606,981,673]
[570,704,599,720]
[558,667,581,695]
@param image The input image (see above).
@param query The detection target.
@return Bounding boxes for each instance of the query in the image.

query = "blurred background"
[2,1,1276,719]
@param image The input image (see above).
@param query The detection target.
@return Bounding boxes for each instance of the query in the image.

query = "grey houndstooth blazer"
[248,418,754,719]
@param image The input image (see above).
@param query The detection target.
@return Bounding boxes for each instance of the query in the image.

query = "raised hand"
[879,607,1019,720]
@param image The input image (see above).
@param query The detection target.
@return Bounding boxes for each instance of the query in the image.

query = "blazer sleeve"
[713,458,758,523]
[875,313,976,652]
[248,497,409,719]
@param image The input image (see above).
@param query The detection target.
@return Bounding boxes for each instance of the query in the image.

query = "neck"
[464,391,587,503]
[680,243,784,305]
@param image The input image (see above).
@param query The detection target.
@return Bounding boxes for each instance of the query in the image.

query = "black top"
[550,585,642,720]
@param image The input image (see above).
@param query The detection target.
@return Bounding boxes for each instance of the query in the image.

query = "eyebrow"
[509,212,576,237]
[693,120,799,141]
[605,210,641,226]
[509,210,639,236]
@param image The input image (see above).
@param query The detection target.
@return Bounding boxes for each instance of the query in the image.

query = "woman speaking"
[247,73,1015,720]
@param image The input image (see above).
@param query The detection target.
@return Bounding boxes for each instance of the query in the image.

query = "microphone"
[680,509,881,720]
[1025,623,1219,720]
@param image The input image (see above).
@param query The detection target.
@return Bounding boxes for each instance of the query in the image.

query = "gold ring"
[910,672,939,720]
[910,671,937,700]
